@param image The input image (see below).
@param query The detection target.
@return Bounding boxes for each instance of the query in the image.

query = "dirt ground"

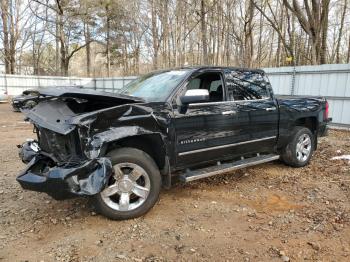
[0,103,349,262]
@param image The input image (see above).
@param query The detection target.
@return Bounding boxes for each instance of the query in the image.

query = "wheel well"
[295,117,318,134]
[105,134,166,170]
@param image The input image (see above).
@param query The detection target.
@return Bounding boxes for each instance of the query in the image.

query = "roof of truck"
[158,66,265,74]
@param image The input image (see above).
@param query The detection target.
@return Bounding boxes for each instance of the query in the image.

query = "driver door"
[172,70,251,168]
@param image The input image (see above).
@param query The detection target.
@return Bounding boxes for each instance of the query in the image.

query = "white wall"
[1,63,350,126]
[264,64,350,126]
[0,74,138,96]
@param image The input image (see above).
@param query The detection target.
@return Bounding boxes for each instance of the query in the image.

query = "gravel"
[0,103,349,261]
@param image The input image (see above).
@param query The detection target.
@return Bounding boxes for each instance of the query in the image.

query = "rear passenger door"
[224,69,279,153]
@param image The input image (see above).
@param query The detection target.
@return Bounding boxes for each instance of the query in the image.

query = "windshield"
[119,70,190,102]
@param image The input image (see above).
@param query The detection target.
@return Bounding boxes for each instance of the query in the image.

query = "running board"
[180,154,280,183]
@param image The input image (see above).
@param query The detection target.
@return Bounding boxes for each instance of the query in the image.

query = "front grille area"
[37,127,84,166]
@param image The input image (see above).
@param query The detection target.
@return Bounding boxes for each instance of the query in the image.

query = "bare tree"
[282,0,330,64]
[31,0,92,76]
[2,0,349,77]
[0,0,31,74]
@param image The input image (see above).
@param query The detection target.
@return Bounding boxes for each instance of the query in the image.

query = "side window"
[187,78,201,90]
[209,80,222,92]
[175,72,225,105]
[224,69,270,101]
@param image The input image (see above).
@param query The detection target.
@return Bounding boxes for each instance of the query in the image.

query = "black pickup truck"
[16,67,331,220]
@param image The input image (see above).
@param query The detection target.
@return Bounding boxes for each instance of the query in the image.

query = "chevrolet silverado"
[16,67,331,220]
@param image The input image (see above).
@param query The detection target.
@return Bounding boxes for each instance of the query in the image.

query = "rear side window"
[224,69,270,101]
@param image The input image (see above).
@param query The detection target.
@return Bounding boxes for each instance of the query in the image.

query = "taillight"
[324,101,329,120]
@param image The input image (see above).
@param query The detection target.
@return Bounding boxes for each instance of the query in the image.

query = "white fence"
[264,64,350,127]
[1,63,350,126]
[95,77,137,93]
[0,74,136,96]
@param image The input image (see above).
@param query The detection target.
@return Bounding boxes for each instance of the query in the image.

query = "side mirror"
[180,89,209,105]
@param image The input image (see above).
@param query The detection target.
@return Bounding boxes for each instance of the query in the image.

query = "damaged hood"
[37,87,144,103]
[23,87,146,134]
[24,99,78,134]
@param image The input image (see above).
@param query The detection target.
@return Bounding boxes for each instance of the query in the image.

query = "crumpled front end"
[16,89,167,200]
[17,141,113,200]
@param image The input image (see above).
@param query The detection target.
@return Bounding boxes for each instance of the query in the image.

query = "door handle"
[222,110,237,115]
[265,107,276,111]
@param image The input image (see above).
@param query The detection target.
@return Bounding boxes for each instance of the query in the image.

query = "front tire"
[93,147,161,220]
[281,126,315,167]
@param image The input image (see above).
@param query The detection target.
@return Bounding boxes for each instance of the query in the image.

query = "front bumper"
[17,154,113,200]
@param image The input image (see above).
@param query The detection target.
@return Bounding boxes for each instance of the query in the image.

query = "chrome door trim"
[188,98,270,107]
[222,110,237,115]
[178,136,276,156]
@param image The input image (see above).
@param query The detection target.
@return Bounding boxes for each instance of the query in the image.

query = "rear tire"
[281,126,315,167]
[93,147,161,220]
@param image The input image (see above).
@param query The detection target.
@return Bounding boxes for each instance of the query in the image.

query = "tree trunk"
[32,42,38,75]
[243,0,254,67]
[9,3,16,74]
[161,0,169,68]
[63,58,69,76]
[320,0,329,64]
[84,23,91,77]
[56,6,67,76]
[106,15,111,77]
[225,0,231,66]
[257,3,264,67]
[135,46,140,75]
[0,0,10,74]
[151,0,158,69]
[336,0,347,63]
[200,0,208,65]
[55,14,60,75]
[61,47,67,76]
[275,5,283,66]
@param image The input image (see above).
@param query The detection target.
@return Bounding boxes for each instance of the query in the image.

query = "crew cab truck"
[16,67,331,220]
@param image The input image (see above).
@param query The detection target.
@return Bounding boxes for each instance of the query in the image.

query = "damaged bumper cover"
[17,151,112,200]
[16,89,167,200]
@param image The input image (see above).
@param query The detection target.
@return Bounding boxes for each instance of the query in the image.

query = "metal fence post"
[291,63,296,95]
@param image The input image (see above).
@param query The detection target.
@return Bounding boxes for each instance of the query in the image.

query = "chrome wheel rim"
[296,134,312,162]
[101,163,150,211]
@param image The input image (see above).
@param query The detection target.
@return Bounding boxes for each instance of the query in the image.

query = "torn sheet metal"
[17,88,172,199]
[75,157,112,195]
[36,87,145,103]
[23,88,146,135]
[18,140,40,164]
[88,126,165,157]
[17,151,113,200]
[24,99,77,135]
